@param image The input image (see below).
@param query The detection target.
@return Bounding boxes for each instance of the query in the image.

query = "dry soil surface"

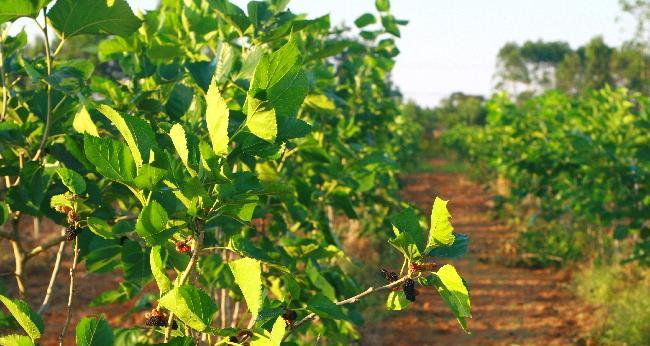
[363,158,595,346]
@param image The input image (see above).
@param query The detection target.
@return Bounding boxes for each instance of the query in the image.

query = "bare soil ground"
[363,158,596,346]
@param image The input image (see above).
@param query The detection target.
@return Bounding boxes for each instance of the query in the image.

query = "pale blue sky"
[9,0,637,106]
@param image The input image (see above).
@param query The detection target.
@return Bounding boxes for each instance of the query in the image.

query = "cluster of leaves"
[443,88,650,264]
[0,0,470,344]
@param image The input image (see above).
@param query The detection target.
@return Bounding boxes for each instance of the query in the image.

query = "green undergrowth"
[574,264,650,345]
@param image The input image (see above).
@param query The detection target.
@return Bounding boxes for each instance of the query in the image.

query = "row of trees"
[0,0,471,344]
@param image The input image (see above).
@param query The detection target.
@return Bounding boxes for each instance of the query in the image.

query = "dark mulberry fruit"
[64,227,81,241]
[145,315,167,327]
[380,268,400,290]
[403,278,417,302]
[282,309,297,324]
[380,268,398,282]
[229,336,239,343]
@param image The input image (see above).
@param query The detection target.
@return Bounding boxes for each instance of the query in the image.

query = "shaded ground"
[363,158,595,346]
[0,220,149,345]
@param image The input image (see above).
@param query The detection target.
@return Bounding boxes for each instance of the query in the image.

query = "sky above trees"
[9,0,638,106]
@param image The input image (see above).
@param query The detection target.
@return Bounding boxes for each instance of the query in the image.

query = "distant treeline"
[405,1,650,129]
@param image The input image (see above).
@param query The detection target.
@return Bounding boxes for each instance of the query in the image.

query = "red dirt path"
[363,159,594,346]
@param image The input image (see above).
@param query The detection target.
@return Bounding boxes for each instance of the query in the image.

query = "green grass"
[574,264,650,345]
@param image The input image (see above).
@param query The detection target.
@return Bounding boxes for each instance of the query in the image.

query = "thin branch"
[282,276,411,341]
[58,238,79,345]
[32,10,53,161]
[25,234,67,260]
[38,229,66,314]
[0,29,8,121]
[163,228,204,342]
[9,216,25,299]
[230,301,240,328]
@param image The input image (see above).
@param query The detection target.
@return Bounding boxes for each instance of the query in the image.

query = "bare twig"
[163,228,204,342]
[58,238,79,345]
[282,276,411,341]
[0,29,8,121]
[38,229,66,314]
[230,301,241,328]
[9,216,25,299]
[25,234,67,260]
[32,10,53,161]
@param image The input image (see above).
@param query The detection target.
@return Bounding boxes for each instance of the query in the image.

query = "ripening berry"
[411,262,437,272]
[66,210,79,224]
[403,278,417,302]
[410,263,418,272]
[54,205,72,214]
[175,241,190,254]
[228,336,239,343]
[64,227,81,241]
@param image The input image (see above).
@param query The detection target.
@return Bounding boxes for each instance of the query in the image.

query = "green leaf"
[375,0,390,11]
[165,84,193,120]
[185,60,215,92]
[97,105,155,168]
[87,217,113,239]
[159,285,217,332]
[45,60,94,94]
[135,200,170,246]
[215,43,236,84]
[48,0,141,39]
[0,0,50,24]
[250,39,308,119]
[381,15,400,37]
[50,193,73,210]
[433,264,471,332]
[307,294,346,320]
[390,208,425,252]
[0,295,44,342]
[121,240,152,286]
[209,0,251,33]
[150,246,172,295]
[250,316,285,346]
[83,135,136,183]
[168,124,196,176]
[205,80,230,156]
[305,261,336,301]
[428,197,456,248]
[57,166,86,194]
[134,164,168,190]
[72,106,99,137]
[388,232,421,261]
[246,96,277,143]
[7,163,54,216]
[354,13,376,28]
[228,257,263,320]
[426,233,469,259]
[0,334,34,346]
[75,316,114,346]
[386,291,410,310]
